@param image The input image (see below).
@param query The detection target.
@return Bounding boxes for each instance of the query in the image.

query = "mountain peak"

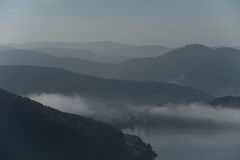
[183,44,211,50]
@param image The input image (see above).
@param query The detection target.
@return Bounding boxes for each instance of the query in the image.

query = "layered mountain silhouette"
[32,47,131,63]
[33,47,108,62]
[6,41,172,63]
[0,65,213,104]
[0,88,157,160]
[112,44,240,96]
[1,44,240,96]
[104,45,172,58]
[0,49,112,77]
[6,41,134,56]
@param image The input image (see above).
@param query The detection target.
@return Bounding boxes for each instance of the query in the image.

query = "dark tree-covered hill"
[209,96,240,108]
[0,89,157,160]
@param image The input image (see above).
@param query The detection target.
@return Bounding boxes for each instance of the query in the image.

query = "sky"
[0,0,240,47]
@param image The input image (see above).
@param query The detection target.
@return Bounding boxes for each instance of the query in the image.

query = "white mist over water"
[29,93,240,160]
[29,93,240,129]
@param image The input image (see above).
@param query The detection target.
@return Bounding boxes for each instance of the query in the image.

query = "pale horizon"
[0,0,240,47]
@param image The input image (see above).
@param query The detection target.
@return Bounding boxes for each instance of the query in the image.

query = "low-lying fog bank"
[29,93,240,160]
[29,93,240,130]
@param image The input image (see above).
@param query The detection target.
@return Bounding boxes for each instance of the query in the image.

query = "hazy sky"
[0,0,240,47]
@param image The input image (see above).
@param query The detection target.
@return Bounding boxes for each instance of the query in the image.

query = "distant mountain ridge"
[103,45,172,58]
[0,65,213,104]
[32,47,132,63]
[111,44,240,96]
[5,41,135,55]
[1,44,240,96]
[0,49,113,77]
[4,41,172,63]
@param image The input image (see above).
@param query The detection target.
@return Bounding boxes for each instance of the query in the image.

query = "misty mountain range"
[0,49,112,77]
[32,47,129,63]
[2,41,240,160]
[112,44,240,96]
[1,42,240,96]
[3,41,172,63]
[5,41,134,54]
[0,65,213,105]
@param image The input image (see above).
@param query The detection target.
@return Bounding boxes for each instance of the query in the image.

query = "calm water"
[124,127,240,160]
